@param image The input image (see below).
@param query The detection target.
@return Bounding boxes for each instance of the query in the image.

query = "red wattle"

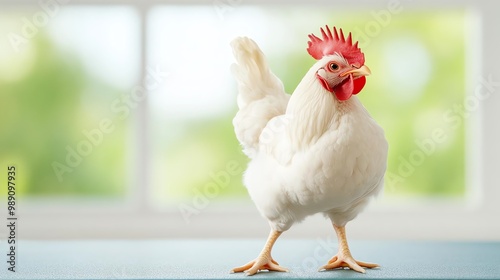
[333,74,354,101]
[332,75,367,101]
[352,76,366,95]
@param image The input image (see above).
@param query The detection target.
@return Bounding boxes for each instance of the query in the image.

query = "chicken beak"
[340,65,371,78]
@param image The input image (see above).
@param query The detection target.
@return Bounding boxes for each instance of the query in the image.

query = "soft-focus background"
[0,0,499,240]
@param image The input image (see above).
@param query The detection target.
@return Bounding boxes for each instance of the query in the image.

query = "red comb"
[307,25,365,66]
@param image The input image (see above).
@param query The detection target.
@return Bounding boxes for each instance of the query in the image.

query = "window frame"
[1,0,499,240]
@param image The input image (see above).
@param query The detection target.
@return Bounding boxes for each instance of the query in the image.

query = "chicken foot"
[230,230,288,276]
[319,224,379,273]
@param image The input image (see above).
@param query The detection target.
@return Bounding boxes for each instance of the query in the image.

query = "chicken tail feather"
[230,37,289,156]
[230,37,286,107]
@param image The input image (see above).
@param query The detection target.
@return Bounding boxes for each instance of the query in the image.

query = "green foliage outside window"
[0,8,467,202]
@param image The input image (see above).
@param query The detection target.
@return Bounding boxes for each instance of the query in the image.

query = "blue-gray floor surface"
[0,240,499,279]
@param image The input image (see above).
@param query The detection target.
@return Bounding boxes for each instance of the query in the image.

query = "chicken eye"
[328,63,339,71]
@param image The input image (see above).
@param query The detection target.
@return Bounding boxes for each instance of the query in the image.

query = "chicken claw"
[319,255,378,273]
[231,258,288,276]
[230,230,288,276]
[319,224,379,274]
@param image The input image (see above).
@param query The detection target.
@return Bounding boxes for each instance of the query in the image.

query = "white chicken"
[230,26,388,276]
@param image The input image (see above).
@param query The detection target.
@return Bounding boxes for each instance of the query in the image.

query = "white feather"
[231,37,388,232]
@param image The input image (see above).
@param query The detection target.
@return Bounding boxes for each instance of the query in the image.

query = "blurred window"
[0,4,471,207]
[0,6,139,198]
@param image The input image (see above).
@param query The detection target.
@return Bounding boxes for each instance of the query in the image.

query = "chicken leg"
[319,224,379,273]
[230,230,288,276]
